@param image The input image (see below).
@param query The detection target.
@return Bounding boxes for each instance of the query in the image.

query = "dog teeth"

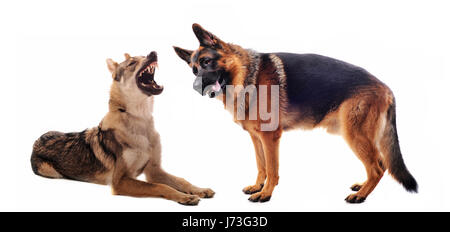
[139,63,157,76]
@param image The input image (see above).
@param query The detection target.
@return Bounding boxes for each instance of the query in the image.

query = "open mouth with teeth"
[205,75,226,98]
[136,52,163,96]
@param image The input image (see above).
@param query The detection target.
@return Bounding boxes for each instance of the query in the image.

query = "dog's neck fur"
[108,82,154,119]
[226,44,261,87]
[98,80,157,153]
[225,44,260,88]
[243,49,261,87]
[218,45,262,120]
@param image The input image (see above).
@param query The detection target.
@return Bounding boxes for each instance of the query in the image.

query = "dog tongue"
[212,81,221,92]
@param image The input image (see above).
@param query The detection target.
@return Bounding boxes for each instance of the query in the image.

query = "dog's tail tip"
[396,171,418,193]
[384,101,418,194]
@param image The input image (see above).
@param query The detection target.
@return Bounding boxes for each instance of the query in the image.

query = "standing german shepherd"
[31,51,214,205]
[174,24,417,203]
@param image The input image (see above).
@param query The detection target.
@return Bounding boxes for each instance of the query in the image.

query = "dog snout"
[147,51,157,61]
[193,76,203,95]
[193,66,198,76]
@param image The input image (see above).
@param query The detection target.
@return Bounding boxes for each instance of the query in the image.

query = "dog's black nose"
[147,51,157,61]
[193,66,198,76]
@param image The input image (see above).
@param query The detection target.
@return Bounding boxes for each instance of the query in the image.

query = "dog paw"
[248,191,271,203]
[192,188,215,198]
[243,184,264,195]
[350,183,363,192]
[345,193,366,204]
[178,194,201,206]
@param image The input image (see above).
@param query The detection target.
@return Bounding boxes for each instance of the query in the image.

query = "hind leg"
[350,159,385,192]
[31,154,63,179]
[344,133,385,203]
[340,96,388,203]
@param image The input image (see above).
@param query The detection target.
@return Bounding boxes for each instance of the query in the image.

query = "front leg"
[143,134,214,198]
[112,176,200,205]
[248,129,282,203]
[145,166,215,198]
[111,160,199,205]
[243,132,266,194]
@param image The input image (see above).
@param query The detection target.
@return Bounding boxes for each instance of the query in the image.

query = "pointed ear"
[192,23,224,48]
[106,58,118,74]
[173,46,193,64]
[124,53,131,60]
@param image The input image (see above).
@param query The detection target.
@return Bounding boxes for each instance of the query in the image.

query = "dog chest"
[122,148,150,177]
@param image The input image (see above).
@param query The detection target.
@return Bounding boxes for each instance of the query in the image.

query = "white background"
[2,0,449,211]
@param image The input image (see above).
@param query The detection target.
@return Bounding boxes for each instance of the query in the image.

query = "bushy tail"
[381,102,418,192]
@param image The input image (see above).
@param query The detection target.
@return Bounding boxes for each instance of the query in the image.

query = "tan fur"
[242,132,266,194]
[324,83,393,201]
[37,162,63,179]
[219,51,284,201]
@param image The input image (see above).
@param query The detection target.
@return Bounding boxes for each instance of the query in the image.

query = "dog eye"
[200,58,212,67]
[128,61,137,67]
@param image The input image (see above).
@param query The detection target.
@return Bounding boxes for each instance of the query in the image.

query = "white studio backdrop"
[3,0,450,211]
